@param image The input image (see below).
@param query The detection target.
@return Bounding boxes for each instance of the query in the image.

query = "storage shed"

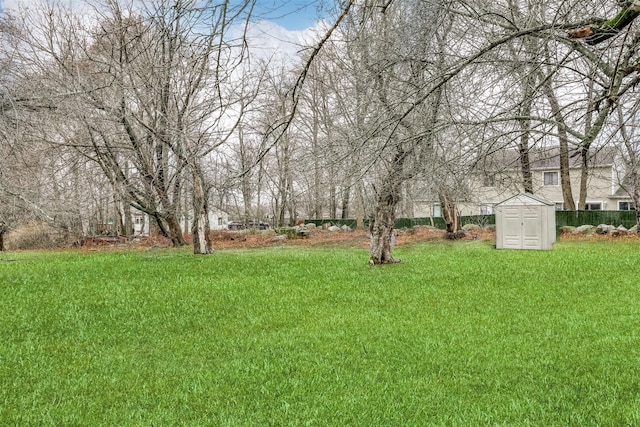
[495,193,556,250]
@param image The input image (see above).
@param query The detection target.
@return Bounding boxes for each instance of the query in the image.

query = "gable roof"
[478,145,616,172]
[529,146,615,170]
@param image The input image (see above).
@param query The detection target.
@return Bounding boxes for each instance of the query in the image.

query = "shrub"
[444,230,466,240]
[5,221,66,250]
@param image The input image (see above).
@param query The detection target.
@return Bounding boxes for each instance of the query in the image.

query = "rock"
[462,224,482,232]
[629,225,638,234]
[484,224,496,232]
[328,225,341,232]
[596,224,616,235]
[305,223,316,229]
[293,225,310,237]
[559,226,577,234]
[575,225,596,234]
[414,225,438,231]
[322,223,331,230]
[272,234,287,241]
[341,224,351,231]
[612,225,628,237]
[274,226,307,239]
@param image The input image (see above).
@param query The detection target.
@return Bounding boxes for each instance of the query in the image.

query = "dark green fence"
[304,215,495,230]
[555,210,637,229]
[306,211,636,231]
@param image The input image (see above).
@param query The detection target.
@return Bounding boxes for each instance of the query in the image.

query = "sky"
[0,0,328,31]
[0,0,328,65]
[251,0,327,31]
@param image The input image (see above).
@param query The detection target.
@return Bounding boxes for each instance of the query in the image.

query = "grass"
[1,240,639,426]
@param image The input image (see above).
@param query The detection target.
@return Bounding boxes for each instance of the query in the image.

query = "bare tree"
[615,105,640,231]
[5,0,257,253]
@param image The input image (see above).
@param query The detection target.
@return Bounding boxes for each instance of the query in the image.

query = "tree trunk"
[329,178,337,219]
[156,213,186,247]
[192,172,213,255]
[518,72,536,194]
[369,192,400,265]
[439,192,460,233]
[122,202,133,237]
[403,181,415,218]
[542,77,575,209]
[519,130,534,194]
[578,145,589,210]
[369,149,406,265]
[355,181,365,230]
[0,222,6,251]
[341,183,350,220]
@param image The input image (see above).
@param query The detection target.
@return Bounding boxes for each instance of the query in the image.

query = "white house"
[412,146,636,217]
[131,208,230,237]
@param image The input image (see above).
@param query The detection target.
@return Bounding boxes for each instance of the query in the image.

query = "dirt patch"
[210,226,495,250]
[57,225,640,253]
[558,230,640,241]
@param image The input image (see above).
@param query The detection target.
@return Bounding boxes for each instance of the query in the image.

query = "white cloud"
[1,0,93,14]
[238,19,327,70]
[2,0,326,70]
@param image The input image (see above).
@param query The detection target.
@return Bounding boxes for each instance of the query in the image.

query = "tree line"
[1,0,640,262]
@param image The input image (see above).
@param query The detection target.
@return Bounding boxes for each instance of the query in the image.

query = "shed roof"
[496,193,555,206]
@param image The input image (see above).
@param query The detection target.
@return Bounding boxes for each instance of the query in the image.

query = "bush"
[5,221,66,250]
[444,230,466,240]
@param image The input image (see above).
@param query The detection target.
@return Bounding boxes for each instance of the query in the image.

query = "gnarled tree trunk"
[369,149,406,265]
[369,191,400,265]
[157,213,186,247]
[439,192,460,234]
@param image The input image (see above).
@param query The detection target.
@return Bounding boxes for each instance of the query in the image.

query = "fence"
[306,211,637,231]
[555,210,637,229]
[304,216,495,230]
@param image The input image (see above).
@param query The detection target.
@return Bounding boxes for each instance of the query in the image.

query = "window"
[218,217,224,226]
[585,202,602,211]
[482,175,495,187]
[480,205,494,215]
[543,171,559,186]
[619,201,636,211]
[432,204,442,218]
[555,202,564,211]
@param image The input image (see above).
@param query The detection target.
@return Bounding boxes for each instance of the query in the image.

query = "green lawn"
[1,240,639,426]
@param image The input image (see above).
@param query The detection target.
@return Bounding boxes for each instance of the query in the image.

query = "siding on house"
[412,146,634,217]
[131,209,229,237]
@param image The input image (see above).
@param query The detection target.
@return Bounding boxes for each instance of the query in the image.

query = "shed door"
[502,206,524,249]
[501,205,541,249]
[522,206,542,249]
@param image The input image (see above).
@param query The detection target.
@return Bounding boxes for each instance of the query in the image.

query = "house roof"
[479,145,616,172]
[529,146,615,170]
